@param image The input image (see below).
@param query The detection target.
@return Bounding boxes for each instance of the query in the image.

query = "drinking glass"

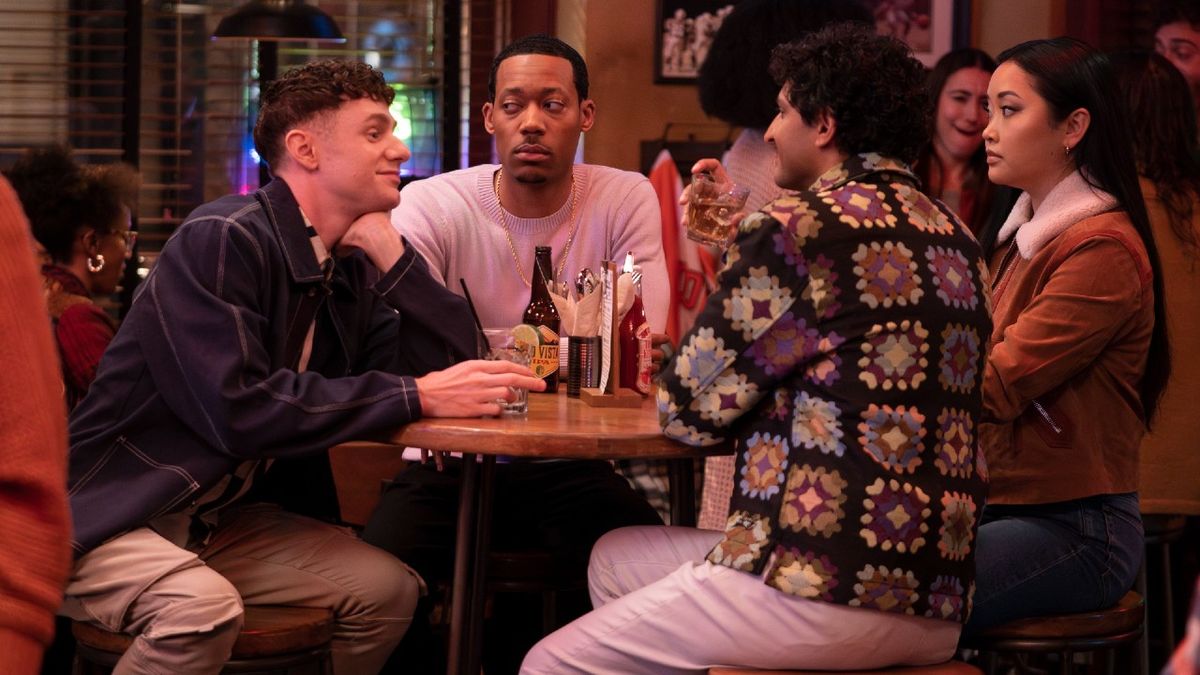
[483,328,529,415]
[686,172,751,246]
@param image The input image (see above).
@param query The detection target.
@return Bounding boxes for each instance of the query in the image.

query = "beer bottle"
[619,260,652,395]
[523,245,560,392]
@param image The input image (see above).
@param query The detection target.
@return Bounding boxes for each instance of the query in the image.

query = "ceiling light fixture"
[211,0,346,43]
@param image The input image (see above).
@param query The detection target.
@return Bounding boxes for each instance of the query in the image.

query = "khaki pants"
[62,504,419,675]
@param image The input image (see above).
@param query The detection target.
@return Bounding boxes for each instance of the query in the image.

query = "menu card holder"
[581,260,641,408]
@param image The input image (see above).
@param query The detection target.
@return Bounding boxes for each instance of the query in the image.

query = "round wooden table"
[386,391,732,675]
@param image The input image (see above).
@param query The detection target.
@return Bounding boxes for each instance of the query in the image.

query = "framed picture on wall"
[864,0,971,67]
[654,0,739,84]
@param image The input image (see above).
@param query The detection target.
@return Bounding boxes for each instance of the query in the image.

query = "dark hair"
[83,162,138,231]
[5,146,137,264]
[1112,49,1200,259]
[768,22,930,164]
[913,48,998,235]
[253,59,394,171]
[698,0,872,129]
[927,48,997,104]
[488,34,589,101]
[1153,0,1200,29]
[998,37,1171,426]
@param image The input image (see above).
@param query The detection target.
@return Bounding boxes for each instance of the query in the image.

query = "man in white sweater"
[389,44,667,329]
[367,35,669,673]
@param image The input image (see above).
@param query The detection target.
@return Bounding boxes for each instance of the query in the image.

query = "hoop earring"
[87,254,105,273]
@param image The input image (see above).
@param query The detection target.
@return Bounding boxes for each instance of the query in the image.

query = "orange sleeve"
[0,177,71,672]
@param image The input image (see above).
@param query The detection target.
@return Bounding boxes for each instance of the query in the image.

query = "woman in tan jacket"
[1114,51,1200,519]
[966,38,1170,632]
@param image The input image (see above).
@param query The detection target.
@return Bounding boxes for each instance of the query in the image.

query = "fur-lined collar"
[997,170,1118,259]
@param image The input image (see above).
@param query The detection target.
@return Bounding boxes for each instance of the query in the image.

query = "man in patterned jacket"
[522,23,992,674]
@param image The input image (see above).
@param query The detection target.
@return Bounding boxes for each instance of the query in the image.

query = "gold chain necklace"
[493,167,580,288]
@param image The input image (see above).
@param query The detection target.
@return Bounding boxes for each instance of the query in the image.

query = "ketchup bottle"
[619,256,652,395]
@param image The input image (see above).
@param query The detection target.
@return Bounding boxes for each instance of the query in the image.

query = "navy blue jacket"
[67,179,477,555]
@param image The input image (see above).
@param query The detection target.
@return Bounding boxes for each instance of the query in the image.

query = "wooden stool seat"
[708,660,983,674]
[965,590,1144,647]
[964,591,1144,674]
[72,605,333,672]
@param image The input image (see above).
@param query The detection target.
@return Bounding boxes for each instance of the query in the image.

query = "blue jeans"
[964,492,1144,634]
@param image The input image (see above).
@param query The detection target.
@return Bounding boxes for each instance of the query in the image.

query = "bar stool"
[328,442,586,635]
[72,605,334,674]
[962,590,1144,675]
[708,661,983,674]
[1136,513,1188,672]
[487,548,586,633]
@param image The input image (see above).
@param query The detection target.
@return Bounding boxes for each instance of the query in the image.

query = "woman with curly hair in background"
[6,146,137,410]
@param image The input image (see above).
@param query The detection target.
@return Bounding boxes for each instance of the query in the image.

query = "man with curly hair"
[693,0,873,533]
[60,59,543,674]
[522,23,991,674]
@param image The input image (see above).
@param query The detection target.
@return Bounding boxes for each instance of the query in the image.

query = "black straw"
[459,278,490,358]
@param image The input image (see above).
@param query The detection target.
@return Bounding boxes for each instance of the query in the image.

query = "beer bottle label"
[529,326,560,379]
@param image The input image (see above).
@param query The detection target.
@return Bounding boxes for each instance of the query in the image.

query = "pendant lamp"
[211,0,346,43]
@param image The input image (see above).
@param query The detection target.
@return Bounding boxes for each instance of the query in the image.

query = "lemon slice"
[510,323,541,349]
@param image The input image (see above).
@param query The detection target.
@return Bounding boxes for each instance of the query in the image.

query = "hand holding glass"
[484,328,529,414]
[686,172,750,246]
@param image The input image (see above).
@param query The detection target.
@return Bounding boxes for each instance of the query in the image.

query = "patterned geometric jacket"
[659,153,992,623]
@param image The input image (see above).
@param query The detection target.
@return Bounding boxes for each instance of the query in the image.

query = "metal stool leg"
[541,590,557,635]
[1163,540,1177,654]
[1137,561,1150,675]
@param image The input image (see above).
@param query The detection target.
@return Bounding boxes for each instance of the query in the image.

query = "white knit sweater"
[392,163,668,332]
